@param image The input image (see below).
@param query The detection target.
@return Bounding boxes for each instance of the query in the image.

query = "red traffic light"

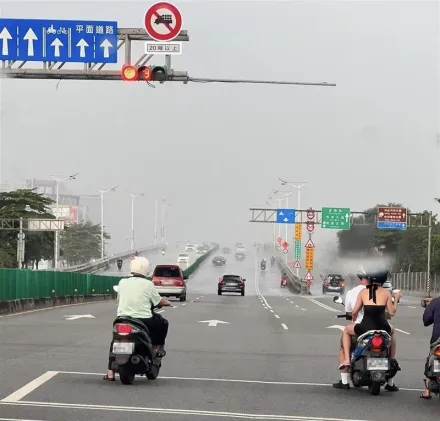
[138,66,152,81]
[121,64,139,81]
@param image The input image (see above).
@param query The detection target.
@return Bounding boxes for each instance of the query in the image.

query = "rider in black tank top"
[354,303,391,336]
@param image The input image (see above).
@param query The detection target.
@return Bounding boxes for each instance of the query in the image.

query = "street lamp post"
[129,193,144,251]
[268,195,284,241]
[50,173,78,269]
[266,200,277,248]
[97,185,117,259]
[154,200,158,246]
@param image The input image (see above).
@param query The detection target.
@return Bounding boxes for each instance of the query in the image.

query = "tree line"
[0,189,110,268]
[337,203,439,273]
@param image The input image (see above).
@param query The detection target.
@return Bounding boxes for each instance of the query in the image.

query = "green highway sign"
[321,207,351,230]
[294,240,301,259]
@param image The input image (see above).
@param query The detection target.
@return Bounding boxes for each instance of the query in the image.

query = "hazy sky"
[0,0,438,259]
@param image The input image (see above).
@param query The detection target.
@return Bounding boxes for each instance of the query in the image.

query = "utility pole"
[273,190,293,262]
[97,185,117,259]
[129,193,144,251]
[50,173,78,269]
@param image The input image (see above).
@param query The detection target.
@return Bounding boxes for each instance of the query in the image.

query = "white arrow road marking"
[76,38,89,57]
[326,325,345,332]
[23,28,38,56]
[100,39,112,58]
[64,314,95,321]
[51,38,63,57]
[198,320,229,327]
[0,27,12,56]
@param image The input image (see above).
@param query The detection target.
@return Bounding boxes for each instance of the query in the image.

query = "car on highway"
[185,242,197,251]
[218,274,245,296]
[222,247,231,254]
[152,264,187,301]
[196,246,205,255]
[322,274,345,294]
[177,253,190,264]
[212,256,226,266]
[235,251,246,262]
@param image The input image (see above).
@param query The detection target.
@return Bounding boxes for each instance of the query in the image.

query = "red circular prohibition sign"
[144,2,183,42]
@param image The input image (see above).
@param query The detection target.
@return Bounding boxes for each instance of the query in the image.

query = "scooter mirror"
[113,285,119,293]
[333,296,343,304]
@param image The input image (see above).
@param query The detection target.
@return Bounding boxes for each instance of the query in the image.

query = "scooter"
[161,249,166,256]
[423,338,440,396]
[110,285,171,385]
[333,296,400,395]
[260,262,266,271]
[117,260,122,271]
[281,278,287,288]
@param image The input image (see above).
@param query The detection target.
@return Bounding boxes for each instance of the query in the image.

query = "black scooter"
[261,262,266,271]
[117,260,122,270]
[110,285,171,385]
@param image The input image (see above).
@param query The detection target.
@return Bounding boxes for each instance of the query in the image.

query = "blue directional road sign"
[377,221,407,230]
[276,208,296,224]
[0,18,118,63]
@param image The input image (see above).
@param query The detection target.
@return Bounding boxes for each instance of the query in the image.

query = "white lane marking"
[395,328,410,335]
[281,323,288,330]
[1,371,59,402]
[0,401,374,421]
[270,310,274,313]
[181,303,187,306]
[408,306,416,309]
[275,315,280,319]
[302,297,339,313]
[295,304,299,308]
[254,261,272,309]
[301,308,306,311]
[55,371,424,391]
[196,297,200,300]
[155,310,165,314]
[263,306,267,309]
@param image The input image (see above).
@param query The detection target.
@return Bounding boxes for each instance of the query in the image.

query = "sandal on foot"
[338,364,350,370]
[420,393,432,400]
[103,374,115,382]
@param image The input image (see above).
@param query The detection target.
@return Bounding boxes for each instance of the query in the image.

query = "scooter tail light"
[371,335,384,352]
[433,346,440,357]
[114,323,139,335]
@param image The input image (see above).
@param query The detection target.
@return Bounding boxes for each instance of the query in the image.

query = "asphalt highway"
[0,248,436,421]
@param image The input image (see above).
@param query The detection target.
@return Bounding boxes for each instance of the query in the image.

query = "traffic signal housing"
[120,65,169,82]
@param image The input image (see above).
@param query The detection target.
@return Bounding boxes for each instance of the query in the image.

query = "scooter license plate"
[113,342,134,354]
[366,358,389,371]
[433,360,440,373]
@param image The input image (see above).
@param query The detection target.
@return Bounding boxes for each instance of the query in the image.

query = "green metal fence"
[0,246,219,302]
[0,270,119,301]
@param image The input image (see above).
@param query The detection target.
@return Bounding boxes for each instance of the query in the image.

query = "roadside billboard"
[50,205,79,225]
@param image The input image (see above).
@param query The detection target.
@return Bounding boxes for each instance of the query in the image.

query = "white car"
[185,243,196,251]
[177,253,190,263]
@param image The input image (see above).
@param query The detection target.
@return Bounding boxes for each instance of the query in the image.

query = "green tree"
[60,221,110,266]
[337,204,437,272]
[0,189,55,268]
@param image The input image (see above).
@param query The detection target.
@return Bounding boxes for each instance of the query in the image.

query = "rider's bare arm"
[351,292,364,322]
[386,293,397,317]
[159,297,170,307]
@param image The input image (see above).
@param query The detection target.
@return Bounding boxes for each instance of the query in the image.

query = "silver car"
[152,265,188,301]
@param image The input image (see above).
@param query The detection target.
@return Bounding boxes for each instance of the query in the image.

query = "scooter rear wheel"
[369,381,381,395]
[119,366,135,385]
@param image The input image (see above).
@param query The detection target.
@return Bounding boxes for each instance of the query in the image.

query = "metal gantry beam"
[0,27,337,87]
[249,208,431,227]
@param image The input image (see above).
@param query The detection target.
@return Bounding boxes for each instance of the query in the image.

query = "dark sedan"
[212,256,226,266]
[218,274,245,296]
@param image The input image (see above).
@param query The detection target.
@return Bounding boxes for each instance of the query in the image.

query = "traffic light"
[150,65,168,82]
[120,65,169,82]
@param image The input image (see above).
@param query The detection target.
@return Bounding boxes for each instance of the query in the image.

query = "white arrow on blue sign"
[0,18,118,63]
[276,208,296,224]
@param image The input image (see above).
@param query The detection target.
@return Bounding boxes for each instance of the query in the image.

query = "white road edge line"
[54,371,423,392]
[395,328,410,335]
[302,297,339,313]
[1,371,59,402]
[0,401,373,421]
[281,323,288,330]
[275,315,280,319]
[254,259,272,309]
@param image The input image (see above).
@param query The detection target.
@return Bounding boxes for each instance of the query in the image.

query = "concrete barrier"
[274,248,310,295]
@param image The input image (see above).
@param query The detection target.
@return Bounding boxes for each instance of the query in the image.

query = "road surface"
[0,248,433,421]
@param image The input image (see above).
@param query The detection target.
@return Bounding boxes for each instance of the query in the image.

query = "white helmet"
[130,256,150,277]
